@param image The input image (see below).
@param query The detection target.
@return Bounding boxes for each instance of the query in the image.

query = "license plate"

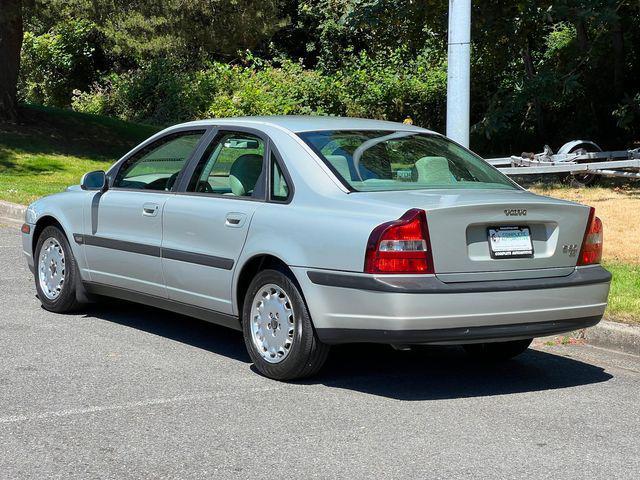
[488,226,533,258]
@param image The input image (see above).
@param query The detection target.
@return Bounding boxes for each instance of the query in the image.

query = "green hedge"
[71,54,447,130]
[20,20,105,107]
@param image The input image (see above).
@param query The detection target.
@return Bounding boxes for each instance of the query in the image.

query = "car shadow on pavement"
[83,301,612,400]
[314,343,613,400]
[82,302,250,363]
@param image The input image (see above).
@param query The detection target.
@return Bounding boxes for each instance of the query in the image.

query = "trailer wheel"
[561,141,603,187]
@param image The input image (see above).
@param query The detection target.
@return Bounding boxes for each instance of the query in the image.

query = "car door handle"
[142,203,159,217]
[225,212,247,227]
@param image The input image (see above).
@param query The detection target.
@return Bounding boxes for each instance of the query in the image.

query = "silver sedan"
[21,116,611,380]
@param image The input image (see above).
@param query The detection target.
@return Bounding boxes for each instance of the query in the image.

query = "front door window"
[113,131,205,191]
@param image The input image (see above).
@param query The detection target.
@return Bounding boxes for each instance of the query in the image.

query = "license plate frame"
[487,226,534,259]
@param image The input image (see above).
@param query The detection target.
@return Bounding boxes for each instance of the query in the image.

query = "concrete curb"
[584,319,640,356]
[541,319,640,356]
[0,200,26,225]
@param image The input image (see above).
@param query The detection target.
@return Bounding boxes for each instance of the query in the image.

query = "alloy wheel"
[250,283,296,363]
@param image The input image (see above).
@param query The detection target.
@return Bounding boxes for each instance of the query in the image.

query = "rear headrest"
[325,154,352,181]
[414,156,455,184]
[229,154,263,196]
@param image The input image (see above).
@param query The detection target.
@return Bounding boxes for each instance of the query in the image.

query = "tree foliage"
[25,0,285,64]
[20,19,105,106]
[14,0,640,155]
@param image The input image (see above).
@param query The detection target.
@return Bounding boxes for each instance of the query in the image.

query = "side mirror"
[81,170,108,192]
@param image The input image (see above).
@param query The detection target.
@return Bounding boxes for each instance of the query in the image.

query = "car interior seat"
[414,156,456,184]
[325,155,352,181]
[229,154,263,196]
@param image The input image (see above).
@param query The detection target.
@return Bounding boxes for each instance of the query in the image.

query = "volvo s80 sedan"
[21,116,610,380]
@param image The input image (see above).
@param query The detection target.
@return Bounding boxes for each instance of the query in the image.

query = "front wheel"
[34,225,81,313]
[242,269,330,380]
[463,338,532,361]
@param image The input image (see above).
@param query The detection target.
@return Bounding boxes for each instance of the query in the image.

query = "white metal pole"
[446,0,471,147]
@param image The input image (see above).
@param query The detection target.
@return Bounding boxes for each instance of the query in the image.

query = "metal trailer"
[486,140,640,183]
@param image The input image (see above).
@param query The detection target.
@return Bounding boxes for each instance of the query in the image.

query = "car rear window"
[298,130,516,192]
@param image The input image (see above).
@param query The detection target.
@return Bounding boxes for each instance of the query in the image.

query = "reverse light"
[577,207,603,266]
[364,209,434,274]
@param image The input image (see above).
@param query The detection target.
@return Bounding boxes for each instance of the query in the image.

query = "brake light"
[364,209,434,274]
[577,207,603,265]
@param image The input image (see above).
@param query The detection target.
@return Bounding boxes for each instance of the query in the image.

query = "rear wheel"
[34,225,81,313]
[242,269,330,380]
[463,338,532,361]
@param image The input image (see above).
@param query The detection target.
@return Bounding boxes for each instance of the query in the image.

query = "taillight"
[364,209,434,274]
[577,207,603,265]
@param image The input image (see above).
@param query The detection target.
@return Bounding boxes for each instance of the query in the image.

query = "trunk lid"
[352,189,591,281]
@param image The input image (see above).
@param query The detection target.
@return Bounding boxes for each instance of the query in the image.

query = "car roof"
[175,115,436,134]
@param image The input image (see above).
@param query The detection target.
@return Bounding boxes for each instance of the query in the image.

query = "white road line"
[0,386,280,424]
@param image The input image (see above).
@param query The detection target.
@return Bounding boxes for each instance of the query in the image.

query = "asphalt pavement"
[1,223,638,479]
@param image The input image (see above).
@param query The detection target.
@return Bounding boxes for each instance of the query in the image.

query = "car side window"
[270,153,290,202]
[187,132,265,198]
[113,130,205,191]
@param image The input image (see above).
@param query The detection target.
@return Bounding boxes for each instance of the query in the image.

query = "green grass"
[0,104,159,204]
[603,263,640,324]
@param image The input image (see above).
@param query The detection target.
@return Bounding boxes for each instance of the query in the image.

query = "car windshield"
[298,130,516,192]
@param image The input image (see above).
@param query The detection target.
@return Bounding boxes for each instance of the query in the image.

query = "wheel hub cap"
[38,237,66,300]
[250,284,295,363]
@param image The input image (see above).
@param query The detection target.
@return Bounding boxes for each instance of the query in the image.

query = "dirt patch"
[530,185,640,264]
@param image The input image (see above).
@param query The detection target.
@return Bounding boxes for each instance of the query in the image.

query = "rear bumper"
[293,265,611,345]
[306,265,611,293]
[317,316,601,345]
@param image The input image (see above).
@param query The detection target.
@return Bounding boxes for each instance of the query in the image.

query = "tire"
[569,146,601,187]
[463,338,532,361]
[34,225,81,313]
[242,269,330,380]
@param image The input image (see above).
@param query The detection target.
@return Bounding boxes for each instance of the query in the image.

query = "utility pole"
[446,0,471,147]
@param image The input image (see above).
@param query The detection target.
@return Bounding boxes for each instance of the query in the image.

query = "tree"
[24,0,286,67]
[288,0,447,70]
[0,0,23,121]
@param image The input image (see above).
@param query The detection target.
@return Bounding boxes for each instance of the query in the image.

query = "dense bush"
[20,20,105,107]
[72,53,448,129]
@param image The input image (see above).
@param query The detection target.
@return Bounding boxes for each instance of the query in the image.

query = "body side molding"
[162,247,234,270]
[75,234,234,270]
[76,234,161,257]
